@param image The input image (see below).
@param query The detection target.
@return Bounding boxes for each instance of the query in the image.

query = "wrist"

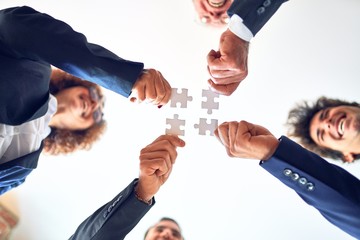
[134,184,153,205]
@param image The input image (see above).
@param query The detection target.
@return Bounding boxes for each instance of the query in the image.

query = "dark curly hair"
[286,96,360,162]
[43,68,107,155]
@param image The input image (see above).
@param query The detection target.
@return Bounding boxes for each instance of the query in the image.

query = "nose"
[91,101,100,111]
[89,96,103,111]
[160,229,172,239]
[321,118,331,129]
[209,10,226,20]
[320,116,339,137]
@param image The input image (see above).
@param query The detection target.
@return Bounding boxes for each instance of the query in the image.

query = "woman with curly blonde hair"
[0,6,172,196]
[44,68,107,155]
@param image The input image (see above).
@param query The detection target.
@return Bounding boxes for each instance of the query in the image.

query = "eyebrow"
[316,129,321,143]
[155,225,181,237]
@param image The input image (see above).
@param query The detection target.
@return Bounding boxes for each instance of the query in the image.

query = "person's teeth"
[338,119,345,136]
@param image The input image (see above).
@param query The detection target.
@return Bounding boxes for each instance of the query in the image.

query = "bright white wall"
[0,0,359,239]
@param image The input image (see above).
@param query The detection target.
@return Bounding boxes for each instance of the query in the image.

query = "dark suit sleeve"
[69,179,154,240]
[0,167,31,195]
[0,6,144,97]
[227,0,289,36]
[0,145,41,195]
[260,136,360,239]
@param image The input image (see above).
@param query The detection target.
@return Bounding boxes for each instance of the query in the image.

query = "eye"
[172,230,181,238]
[320,108,330,120]
[93,109,103,124]
[155,226,165,232]
[320,109,325,120]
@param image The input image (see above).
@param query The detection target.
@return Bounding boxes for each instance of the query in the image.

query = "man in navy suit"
[0,6,172,194]
[206,0,288,96]
[69,135,185,240]
[215,120,360,239]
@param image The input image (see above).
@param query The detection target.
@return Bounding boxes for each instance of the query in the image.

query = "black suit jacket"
[228,0,289,36]
[69,179,154,240]
[0,6,144,194]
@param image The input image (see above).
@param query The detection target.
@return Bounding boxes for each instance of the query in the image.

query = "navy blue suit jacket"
[261,137,360,238]
[226,1,360,237]
[69,179,154,240]
[228,0,289,36]
[0,6,144,194]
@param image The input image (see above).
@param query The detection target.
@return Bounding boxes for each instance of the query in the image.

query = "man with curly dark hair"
[0,6,173,195]
[215,120,360,238]
[286,96,360,163]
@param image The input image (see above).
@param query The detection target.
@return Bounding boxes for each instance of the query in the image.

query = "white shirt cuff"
[228,14,253,42]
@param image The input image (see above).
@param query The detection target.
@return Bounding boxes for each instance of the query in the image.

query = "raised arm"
[0,6,143,97]
[207,0,288,96]
[215,120,360,239]
[69,135,185,240]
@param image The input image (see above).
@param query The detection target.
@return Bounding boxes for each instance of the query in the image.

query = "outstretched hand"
[207,29,249,96]
[130,68,171,107]
[214,120,279,160]
[135,134,186,202]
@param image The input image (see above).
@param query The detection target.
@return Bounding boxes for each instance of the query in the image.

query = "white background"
[0,0,359,239]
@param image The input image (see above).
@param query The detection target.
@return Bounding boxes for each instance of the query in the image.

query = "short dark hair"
[144,217,183,240]
[286,96,360,162]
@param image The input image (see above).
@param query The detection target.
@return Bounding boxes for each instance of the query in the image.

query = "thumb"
[207,49,220,63]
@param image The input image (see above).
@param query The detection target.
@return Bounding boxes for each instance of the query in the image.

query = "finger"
[139,69,156,104]
[140,150,172,174]
[215,122,230,148]
[132,79,146,103]
[140,156,170,177]
[153,71,167,105]
[141,135,185,163]
[207,49,221,64]
[208,79,240,96]
[228,121,240,157]
[159,75,171,105]
[152,134,186,148]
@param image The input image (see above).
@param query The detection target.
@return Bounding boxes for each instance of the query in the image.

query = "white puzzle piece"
[194,118,218,136]
[170,88,193,108]
[166,114,185,136]
[201,88,219,114]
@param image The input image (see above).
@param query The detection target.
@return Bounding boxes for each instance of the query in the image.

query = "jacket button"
[283,168,292,176]
[257,7,265,15]
[263,0,271,7]
[306,182,315,191]
[291,172,299,181]
[298,177,307,185]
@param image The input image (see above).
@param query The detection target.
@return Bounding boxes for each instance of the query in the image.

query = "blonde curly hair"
[43,68,107,155]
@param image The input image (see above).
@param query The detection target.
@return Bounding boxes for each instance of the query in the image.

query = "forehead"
[155,220,181,231]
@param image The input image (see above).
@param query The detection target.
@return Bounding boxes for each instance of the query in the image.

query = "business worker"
[214,120,360,239]
[0,6,171,195]
[69,135,185,240]
[206,0,288,96]
[287,96,360,163]
[192,0,233,27]
[144,217,183,240]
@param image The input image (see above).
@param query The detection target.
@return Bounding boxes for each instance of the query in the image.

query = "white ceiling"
[0,0,359,239]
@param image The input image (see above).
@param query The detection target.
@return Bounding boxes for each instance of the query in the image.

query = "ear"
[342,152,355,163]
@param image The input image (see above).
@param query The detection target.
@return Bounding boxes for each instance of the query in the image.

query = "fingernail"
[158,105,163,109]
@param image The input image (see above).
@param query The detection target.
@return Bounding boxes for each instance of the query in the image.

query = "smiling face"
[192,0,233,27]
[310,106,360,162]
[145,220,182,240]
[52,86,103,130]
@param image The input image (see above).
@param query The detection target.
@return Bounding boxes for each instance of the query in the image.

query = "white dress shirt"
[0,95,57,163]
[228,14,254,42]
